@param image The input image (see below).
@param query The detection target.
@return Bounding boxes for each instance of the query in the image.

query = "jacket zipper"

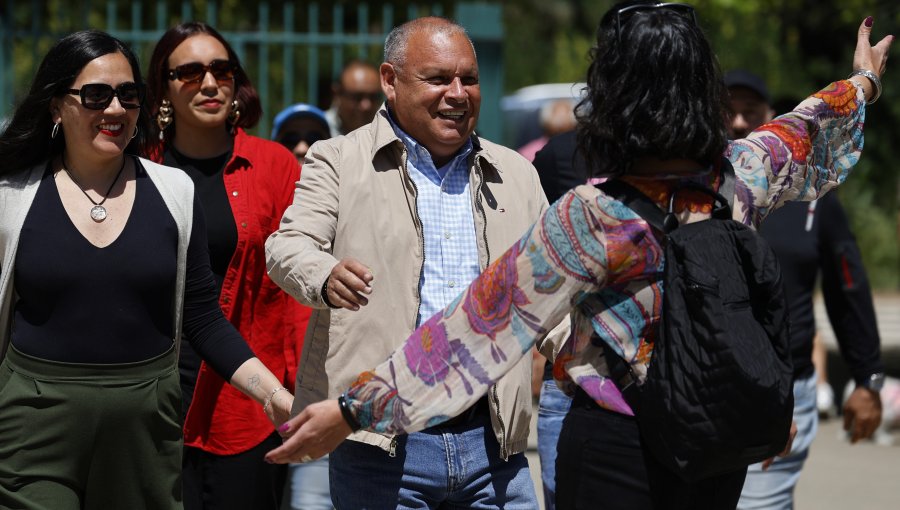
[402,146,426,329]
[491,385,508,460]
[389,437,398,458]
[384,145,424,459]
[473,156,507,460]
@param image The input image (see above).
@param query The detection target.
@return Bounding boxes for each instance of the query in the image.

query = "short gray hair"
[383,17,475,69]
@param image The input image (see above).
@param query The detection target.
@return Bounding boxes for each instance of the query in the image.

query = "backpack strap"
[597,157,737,230]
[597,179,673,233]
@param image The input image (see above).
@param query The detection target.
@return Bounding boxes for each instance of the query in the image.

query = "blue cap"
[271,103,330,139]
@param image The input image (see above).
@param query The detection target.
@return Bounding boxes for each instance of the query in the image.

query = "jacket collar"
[368,105,499,176]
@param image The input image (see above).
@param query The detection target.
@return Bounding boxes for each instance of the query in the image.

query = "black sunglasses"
[167,59,237,83]
[614,3,698,40]
[67,82,145,110]
[278,131,328,150]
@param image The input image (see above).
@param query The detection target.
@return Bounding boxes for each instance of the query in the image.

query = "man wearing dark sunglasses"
[271,103,332,163]
[324,59,382,135]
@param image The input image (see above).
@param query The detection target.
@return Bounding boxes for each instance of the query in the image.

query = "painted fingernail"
[264,457,275,464]
[864,16,873,27]
[278,423,290,433]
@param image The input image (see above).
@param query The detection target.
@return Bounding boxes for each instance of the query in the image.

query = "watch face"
[864,373,885,392]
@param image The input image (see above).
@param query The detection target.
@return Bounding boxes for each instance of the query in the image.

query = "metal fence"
[0,1,504,139]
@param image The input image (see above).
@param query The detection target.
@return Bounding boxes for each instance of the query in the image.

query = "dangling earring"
[228,99,241,134]
[156,99,173,141]
[51,122,61,139]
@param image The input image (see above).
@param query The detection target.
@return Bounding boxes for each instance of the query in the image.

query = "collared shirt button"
[232,190,239,197]
[448,280,456,288]
[445,231,451,239]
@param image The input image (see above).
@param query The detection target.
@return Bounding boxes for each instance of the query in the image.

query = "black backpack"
[587,160,794,482]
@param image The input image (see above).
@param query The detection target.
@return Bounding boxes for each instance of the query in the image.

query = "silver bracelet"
[263,386,289,413]
[848,69,882,105]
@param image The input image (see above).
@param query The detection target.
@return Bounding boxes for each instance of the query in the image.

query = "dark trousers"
[555,392,747,510]
[182,432,287,510]
[0,346,182,510]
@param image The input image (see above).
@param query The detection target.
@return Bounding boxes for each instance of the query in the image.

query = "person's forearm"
[230,357,289,406]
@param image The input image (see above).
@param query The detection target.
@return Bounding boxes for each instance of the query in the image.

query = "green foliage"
[504,0,899,289]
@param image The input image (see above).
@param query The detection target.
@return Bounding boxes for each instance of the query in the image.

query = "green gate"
[0,1,503,140]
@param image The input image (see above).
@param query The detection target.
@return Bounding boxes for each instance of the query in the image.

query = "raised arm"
[728,18,892,226]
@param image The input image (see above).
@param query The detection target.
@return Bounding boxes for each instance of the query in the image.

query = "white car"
[500,82,586,149]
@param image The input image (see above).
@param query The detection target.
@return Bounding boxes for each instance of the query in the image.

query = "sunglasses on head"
[167,59,236,83]
[614,2,698,40]
[67,82,145,110]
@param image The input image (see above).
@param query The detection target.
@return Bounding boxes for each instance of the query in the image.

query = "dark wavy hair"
[145,22,261,149]
[0,30,151,176]
[577,1,729,177]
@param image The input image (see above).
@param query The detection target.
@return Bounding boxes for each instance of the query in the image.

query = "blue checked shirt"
[387,113,480,327]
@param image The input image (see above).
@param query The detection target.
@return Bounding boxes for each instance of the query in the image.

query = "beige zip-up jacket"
[266,108,549,458]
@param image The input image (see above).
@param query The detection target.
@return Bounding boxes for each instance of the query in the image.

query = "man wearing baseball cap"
[724,69,775,139]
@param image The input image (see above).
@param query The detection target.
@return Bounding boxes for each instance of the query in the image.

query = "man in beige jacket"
[266,17,547,508]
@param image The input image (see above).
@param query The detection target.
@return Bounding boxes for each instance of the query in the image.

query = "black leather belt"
[427,396,489,429]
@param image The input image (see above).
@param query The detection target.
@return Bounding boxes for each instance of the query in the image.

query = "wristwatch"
[859,372,885,393]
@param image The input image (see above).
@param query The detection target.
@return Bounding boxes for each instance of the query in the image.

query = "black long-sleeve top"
[759,192,884,384]
[11,162,253,380]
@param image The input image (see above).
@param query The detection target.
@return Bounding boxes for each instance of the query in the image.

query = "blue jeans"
[737,373,818,510]
[282,455,332,510]
[537,379,572,510]
[329,412,538,509]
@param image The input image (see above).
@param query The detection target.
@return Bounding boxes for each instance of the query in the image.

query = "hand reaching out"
[266,400,352,464]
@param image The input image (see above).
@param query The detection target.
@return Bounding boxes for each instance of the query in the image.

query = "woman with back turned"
[266,3,892,509]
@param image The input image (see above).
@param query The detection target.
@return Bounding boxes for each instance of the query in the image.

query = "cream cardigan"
[0,156,194,359]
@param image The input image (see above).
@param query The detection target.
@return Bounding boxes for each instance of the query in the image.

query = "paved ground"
[524,416,900,510]
[524,293,900,510]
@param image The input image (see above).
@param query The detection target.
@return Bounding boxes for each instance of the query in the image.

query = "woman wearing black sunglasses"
[0,30,295,509]
[264,2,892,510]
[145,22,311,510]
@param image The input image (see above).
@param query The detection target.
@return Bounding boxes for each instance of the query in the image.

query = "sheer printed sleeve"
[345,189,608,434]
[727,80,866,227]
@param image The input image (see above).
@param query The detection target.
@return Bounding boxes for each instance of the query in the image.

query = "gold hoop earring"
[228,99,241,134]
[131,125,139,141]
[156,99,173,141]
[51,122,61,139]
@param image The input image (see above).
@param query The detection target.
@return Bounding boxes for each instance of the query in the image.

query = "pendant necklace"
[62,155,128,222]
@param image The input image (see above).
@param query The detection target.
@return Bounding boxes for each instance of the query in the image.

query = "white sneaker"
[817,383,836,419]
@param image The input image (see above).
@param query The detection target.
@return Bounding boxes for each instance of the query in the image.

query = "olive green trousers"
[0,345,182,510]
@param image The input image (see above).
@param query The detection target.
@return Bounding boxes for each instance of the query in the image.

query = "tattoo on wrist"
[248,374,261,393]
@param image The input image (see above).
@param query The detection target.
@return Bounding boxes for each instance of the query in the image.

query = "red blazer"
[159,129,311,455]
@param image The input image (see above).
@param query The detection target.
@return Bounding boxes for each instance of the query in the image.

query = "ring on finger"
[300,454,313,463]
